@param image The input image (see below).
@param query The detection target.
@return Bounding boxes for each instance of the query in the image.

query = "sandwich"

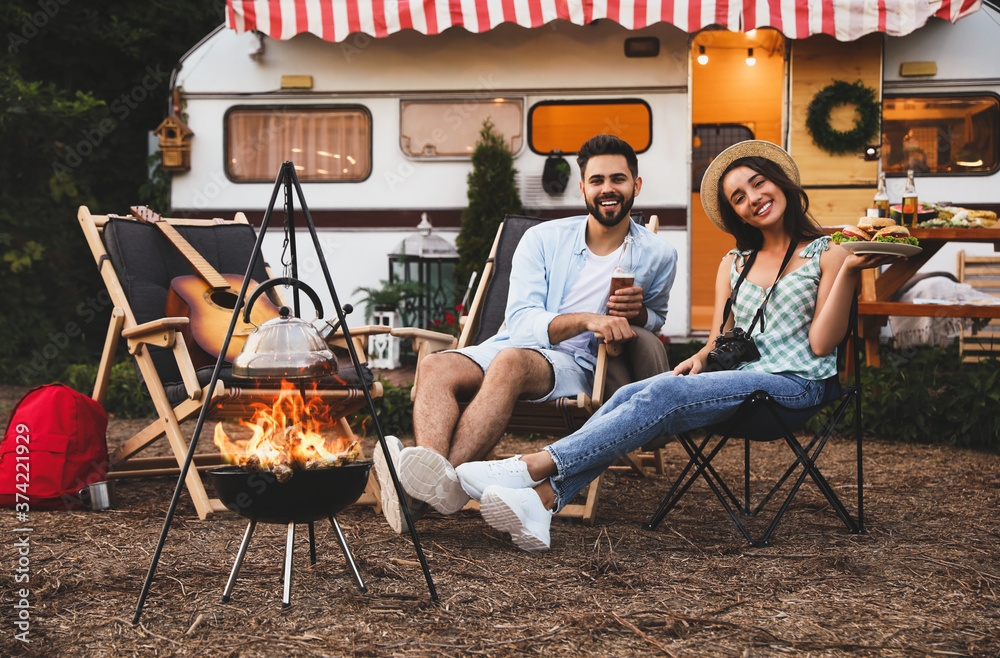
[832,217,919,246]
[834,225,872,242]
[871,224,918,244]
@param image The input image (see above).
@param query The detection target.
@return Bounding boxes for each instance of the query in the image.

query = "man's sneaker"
[373,435,426,534]
[397,447,470,515]
[479,485,552,552]
[456,456,545,501]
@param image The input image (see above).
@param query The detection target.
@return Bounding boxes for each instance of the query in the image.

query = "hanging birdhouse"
[154,115,194,172]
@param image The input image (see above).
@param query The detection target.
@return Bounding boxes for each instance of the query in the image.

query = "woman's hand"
[842,252,901,272]
[673,352,708,376]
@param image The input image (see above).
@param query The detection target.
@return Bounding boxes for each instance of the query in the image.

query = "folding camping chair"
[391,213,669,525]
[645,299,865,546]
[78,206,387,519]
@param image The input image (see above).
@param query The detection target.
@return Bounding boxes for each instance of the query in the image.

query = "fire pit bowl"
[208,462,372,524]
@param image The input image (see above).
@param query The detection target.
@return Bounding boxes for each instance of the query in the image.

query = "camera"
[704,328,761,372]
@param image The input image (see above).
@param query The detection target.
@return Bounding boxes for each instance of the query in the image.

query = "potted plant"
[352,279,426,325]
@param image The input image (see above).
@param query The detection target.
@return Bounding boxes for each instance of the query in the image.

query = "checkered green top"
[727,236,837,380]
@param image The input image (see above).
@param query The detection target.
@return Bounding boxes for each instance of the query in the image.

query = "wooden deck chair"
[391,213,669,525]
[957,252,1000,362]
[78,206,385,519]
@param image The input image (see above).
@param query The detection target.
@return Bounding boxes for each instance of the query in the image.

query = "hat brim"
[700,140,800,233]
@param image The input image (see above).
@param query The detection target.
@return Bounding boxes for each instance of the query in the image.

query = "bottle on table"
[873,172,889,218]
[902,169,919,228]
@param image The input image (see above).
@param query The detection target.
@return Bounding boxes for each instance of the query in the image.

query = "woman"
[456,141,894,551]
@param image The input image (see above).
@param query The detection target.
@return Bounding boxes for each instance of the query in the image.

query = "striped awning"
[226,0,981,43]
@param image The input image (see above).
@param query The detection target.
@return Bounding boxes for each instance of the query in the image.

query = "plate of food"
[838,241,922,257]
[831,216,922,257]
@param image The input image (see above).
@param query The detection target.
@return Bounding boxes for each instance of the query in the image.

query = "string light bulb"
[697,45,708,65]
[746,48,756,66]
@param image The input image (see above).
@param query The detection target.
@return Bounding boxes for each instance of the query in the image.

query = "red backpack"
[1,384,109,510]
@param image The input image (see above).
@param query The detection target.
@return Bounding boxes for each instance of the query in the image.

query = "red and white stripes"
[225,0,981,42]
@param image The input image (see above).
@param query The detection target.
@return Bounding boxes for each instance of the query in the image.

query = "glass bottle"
[901,170,918,228]
[873,172,889,219]
[607,236,637,315]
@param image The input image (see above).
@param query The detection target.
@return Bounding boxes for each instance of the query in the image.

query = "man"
[374,134,678,532]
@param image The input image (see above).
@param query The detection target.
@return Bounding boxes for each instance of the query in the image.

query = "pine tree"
[454,120,523,298]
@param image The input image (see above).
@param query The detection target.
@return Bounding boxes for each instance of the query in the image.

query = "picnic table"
[845,228,1000,366]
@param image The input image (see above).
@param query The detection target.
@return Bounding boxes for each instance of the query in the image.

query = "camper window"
[400,99,523,158]
[882,94,999,176]
[225,106,372,182]
[528,100,652,154]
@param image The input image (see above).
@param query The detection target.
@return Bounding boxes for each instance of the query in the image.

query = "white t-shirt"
[554,244,623,355]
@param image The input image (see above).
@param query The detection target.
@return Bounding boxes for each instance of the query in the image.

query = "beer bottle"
[902,170,918,228]
[873,172,889,218]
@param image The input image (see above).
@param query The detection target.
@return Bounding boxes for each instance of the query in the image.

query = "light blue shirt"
[484,215,678,374]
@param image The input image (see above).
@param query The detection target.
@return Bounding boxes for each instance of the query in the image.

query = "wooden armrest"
[329,324,392,337]
[594,332,625,358]
[391,327,458,352]
[122,317,189,339]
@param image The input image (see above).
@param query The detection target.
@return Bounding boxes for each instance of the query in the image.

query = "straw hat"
[700,140,800,232]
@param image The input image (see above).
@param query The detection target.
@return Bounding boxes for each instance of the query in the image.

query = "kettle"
[232,277,338,380]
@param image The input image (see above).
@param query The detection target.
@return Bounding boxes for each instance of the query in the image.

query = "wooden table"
[850,228,1000,366]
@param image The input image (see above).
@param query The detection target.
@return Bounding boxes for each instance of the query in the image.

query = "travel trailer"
[164,0,999,338]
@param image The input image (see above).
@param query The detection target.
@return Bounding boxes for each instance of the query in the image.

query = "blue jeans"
[544,370,832,512]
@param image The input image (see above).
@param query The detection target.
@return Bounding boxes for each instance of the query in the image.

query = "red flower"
[444,311,456,325]
[455,303,464,314]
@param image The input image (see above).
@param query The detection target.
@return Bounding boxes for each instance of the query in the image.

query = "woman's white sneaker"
[479,485,552,552]
[456,456,545,501]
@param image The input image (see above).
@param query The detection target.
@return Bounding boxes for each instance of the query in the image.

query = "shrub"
[62,360,155,418]
[348,380,414,437]
[818,342,999,452]
[454,120,523,299]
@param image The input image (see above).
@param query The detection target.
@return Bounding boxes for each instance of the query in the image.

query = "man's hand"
[584,313,635,345]
[607,284,647,326]
[547,312,636,346]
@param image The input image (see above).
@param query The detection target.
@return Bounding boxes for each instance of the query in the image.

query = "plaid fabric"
[728,237,837,380]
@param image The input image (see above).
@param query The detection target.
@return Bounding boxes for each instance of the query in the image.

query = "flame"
[214,380,360,478]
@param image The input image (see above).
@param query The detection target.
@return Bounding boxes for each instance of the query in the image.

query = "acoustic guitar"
[130,206,281,369]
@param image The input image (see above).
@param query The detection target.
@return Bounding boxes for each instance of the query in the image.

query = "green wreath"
[806,80,880,155]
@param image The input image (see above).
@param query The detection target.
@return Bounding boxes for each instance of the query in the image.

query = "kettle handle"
[243,277,324,323]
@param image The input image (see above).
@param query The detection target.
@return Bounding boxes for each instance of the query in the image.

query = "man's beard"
[586,191,636,227]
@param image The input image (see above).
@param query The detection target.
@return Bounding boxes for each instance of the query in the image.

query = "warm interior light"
[697,46,708,65]
[746,48,756,66]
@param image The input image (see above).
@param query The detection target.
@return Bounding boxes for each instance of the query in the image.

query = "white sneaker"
[372,435,426,534]
[479,485,552,552]
[456,456,545,502]
[397,447,470,515]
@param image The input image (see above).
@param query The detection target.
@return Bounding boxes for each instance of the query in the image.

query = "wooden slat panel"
[806,188,881,227]
[788,34,882,186]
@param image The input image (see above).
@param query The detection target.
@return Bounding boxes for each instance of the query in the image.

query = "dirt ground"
[2,381,999,657]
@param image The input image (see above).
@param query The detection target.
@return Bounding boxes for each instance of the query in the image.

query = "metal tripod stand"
[132,161,437,624]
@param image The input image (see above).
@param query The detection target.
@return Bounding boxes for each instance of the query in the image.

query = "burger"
[833,225,872,242]
[831,217,920,246]
[872,224,918,245]
[857,216,896,233]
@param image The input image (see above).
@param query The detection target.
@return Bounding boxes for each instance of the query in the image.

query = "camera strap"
[719,239,798,335]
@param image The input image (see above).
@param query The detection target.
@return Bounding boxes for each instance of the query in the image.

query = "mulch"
[2,382,999,657]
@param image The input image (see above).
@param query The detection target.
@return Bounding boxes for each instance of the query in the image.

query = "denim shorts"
[447,343,593,403]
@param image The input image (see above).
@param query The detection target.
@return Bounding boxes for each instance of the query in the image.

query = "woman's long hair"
[716,156,826,251]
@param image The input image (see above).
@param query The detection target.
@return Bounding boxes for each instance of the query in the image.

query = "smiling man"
[372,134,678,533]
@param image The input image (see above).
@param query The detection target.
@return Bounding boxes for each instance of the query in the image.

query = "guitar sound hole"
[210,290,239,310]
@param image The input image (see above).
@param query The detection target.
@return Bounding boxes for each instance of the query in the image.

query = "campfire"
[213,380,361,482]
